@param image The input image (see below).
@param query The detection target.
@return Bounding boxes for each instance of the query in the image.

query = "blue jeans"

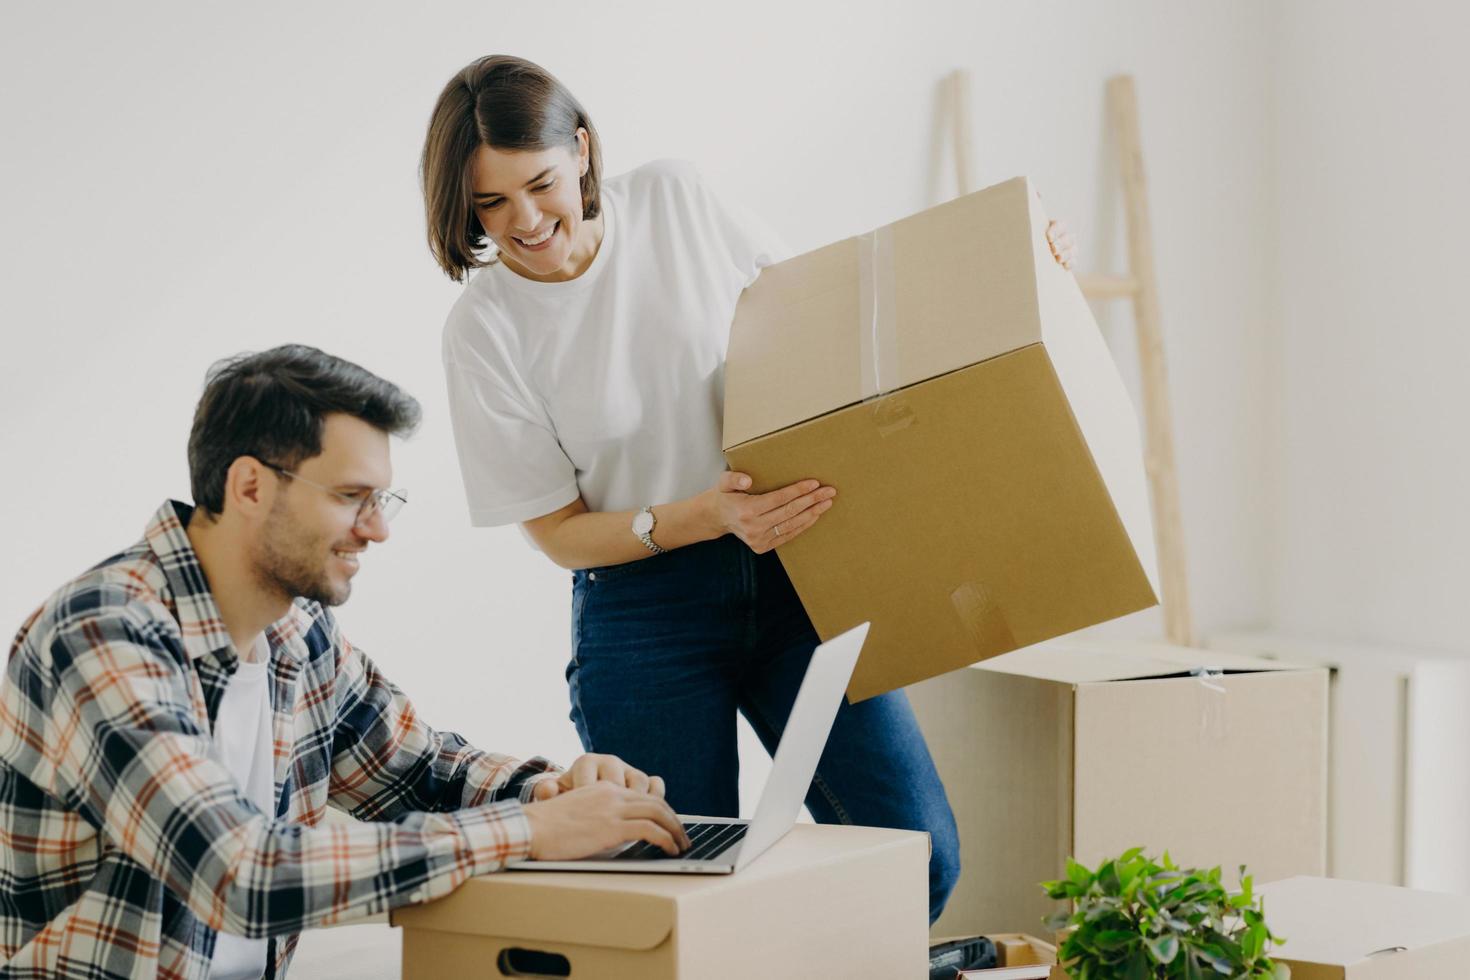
[567,535,960,924]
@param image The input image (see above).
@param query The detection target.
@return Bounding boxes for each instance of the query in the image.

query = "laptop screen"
[735,622,868,870]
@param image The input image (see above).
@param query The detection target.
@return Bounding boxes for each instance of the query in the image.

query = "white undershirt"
[207,635,274,980]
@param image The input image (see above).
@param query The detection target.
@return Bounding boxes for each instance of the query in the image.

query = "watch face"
[632,511,654,535]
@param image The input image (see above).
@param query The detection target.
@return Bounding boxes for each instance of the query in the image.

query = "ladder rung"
[1078,274,1139,300]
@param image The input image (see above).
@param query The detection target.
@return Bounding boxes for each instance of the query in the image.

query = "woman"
[421,55,1075,924]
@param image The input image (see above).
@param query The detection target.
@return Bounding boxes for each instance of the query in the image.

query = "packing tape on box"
[1190,667,1229,741]
[950,581,1016,656]
[857,226,918,436]
[856,227,898,398]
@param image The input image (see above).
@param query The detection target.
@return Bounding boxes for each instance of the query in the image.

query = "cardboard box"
[391,824,927,979]
[990,933,1058,967]
[1211,630,1470,893]
[1258,876,1470,978]
[722,175,1159,702]
[958,933,1064,978]
[908,640,1329,937]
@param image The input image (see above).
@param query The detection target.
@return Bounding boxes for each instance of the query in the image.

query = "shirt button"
[409,889,426,903]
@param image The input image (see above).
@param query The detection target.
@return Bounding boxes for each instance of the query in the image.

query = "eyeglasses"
[260,462,407,528]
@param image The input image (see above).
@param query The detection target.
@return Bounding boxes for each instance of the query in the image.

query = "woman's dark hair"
[421,55,602,282]
[187,345,421,517]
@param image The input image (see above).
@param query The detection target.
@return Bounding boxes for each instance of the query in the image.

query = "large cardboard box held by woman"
[723,176,1159,702]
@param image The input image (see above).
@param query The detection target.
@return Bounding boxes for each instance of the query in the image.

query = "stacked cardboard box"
[909,640,1329,937]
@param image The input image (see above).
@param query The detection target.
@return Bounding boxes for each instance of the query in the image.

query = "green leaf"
[1098,859,1121,893]
[1145,933,1180,964]
[1094,930,1138,950]
[1244,923,1266,961]
[1068,856,1094,888]
[1205,952,1234,975]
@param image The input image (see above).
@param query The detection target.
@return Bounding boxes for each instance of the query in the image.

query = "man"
[0,345,689,979]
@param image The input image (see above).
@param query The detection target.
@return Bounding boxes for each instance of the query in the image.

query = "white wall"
[1,1,1278,805]
[1270,0,1470,652]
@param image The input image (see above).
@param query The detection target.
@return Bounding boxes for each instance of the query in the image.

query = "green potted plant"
[1041,848,1289,979]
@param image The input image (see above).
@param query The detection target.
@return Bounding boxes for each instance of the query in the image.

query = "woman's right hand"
[700,471,836,554]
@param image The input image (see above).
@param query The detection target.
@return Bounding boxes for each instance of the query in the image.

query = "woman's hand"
[700,471,836,554]
[1046,219,1077,269]
[532,753,665,801]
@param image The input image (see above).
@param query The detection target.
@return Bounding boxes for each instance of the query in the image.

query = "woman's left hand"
[532,753,666,801]
[1046,219,1077,270]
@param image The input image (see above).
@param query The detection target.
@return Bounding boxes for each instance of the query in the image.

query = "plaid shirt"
[1,501,559,979]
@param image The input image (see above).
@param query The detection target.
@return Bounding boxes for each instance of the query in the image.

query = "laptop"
[510,622,868,875]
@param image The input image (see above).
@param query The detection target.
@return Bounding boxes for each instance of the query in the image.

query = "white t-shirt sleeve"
[681,163,794,287]
[443,351,581,528]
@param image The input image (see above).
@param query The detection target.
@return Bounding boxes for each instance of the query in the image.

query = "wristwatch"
[632,506,666,555]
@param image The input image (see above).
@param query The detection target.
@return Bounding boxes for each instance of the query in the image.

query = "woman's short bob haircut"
[421,55,603,282]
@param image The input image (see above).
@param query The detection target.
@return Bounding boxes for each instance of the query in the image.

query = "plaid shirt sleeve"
[323,614,563,820]
[46,602,551,940]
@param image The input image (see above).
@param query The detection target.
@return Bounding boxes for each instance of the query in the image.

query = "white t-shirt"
[443,159,787,527]
[207,638,275,980]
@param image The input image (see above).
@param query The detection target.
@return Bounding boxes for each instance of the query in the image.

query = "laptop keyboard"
[612,821,748,862]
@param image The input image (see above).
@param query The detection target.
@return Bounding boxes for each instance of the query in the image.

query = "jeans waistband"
[572,533,768,591]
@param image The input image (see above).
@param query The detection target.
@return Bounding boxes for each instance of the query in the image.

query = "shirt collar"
[145,500,309,664]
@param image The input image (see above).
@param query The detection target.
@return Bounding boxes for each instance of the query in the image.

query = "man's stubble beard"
[253,497,351,607]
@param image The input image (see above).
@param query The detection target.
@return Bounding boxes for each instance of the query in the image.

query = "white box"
[1258,876,1470,978]
[1210,630,1470,893]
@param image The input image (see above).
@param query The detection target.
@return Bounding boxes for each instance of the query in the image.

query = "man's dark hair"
[188,345,421,517]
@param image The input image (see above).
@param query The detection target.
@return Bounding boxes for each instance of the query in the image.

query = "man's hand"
[523,782,692,860]
[531,753,665,801]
